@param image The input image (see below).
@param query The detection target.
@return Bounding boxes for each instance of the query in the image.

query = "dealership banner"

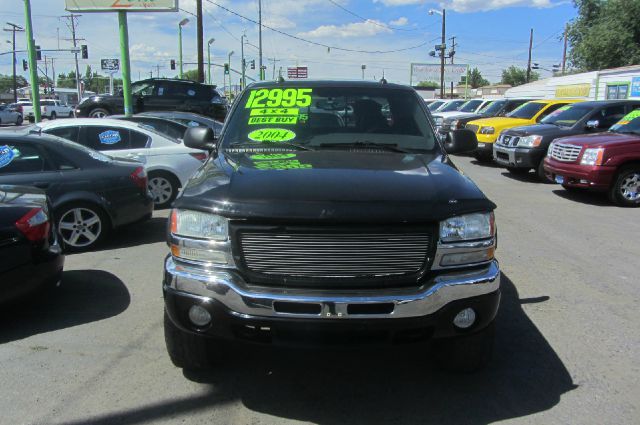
[410,63,468,86]
[66,0,178,12]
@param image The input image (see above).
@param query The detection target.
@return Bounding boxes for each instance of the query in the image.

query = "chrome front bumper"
[164,256,500,320]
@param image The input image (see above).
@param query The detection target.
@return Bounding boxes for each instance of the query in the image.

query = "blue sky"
[0,0,576,90]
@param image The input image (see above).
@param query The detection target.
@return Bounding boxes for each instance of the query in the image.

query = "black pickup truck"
[162,80,500,372]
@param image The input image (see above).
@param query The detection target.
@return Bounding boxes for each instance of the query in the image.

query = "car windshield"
[438,100,465,112]
[541,105,591,127]
[507,102,546,119]
[427,101,444,111]
[479,100,505,115]
[458,100,484,113]
[222,85,438,153]
[609,110,640,135]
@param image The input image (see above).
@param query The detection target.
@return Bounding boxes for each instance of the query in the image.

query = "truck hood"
[175,150,495,222]
[503,123,578,138]
[555,132,640,148]
[467,117,532,133]
[433,111,471,120]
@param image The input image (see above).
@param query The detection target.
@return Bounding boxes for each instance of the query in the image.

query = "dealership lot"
[0,152,637,424]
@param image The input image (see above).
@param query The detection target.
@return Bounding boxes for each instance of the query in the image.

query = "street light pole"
[227,50,234,96]
[178,18,189,79]
[440,9,446,99]
[207,38,215,85]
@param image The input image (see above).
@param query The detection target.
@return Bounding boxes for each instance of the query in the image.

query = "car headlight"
[517,135,543,148]
[479,126,495,134]
[580,148,604,166]
[170,209,228,240]
[440,212,494,242]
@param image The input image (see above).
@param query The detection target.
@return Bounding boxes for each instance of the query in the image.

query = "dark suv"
[162,80,500,373]
[74,78,228,122]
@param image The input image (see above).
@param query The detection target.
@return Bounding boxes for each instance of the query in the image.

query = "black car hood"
[175,150,495,223]
[504,123,577,137]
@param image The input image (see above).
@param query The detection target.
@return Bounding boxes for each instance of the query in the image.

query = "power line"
[324,0,434,32]
[203,0,433,54]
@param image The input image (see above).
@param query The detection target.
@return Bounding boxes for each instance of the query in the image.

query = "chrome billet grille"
[466,124,479,133]
[550,143,582,162]
[239,232,431,279]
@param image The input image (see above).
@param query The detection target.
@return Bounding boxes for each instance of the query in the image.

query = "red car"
[544,109,640,207]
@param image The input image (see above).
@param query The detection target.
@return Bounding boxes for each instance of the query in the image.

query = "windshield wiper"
[317,141,411,153]
[227,141,314,151]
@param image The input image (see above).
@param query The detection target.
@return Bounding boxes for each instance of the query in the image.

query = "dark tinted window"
[45,126,80,143]
[82,126,131,151]
[459,100,484,113]
[596,105,627,128]
[0,143,50,174]
[44,146,78,170]
[508,102,546,119]
[130,130,150,148]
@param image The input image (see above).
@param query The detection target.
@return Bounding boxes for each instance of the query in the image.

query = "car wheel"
[15,115,23,126]
[50,112,57,120]
[89,108,110,118]
[56,202,110,252]
[473,151,492,163]
[164,311,221,370]
[506,167,530,175]
[148,172,179,209]
[609,166,640,207]
[433,321,495,373]
[536,160,553,183]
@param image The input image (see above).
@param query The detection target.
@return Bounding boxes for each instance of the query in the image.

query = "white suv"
[36,118,208,208]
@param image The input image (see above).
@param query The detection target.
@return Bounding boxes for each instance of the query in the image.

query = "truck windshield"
[507,102,545,119]
[610,110,640,135]
[479,100,505,116]
[438,100,465,112]
[458,100,483,113]
[541,105,591,127]
[222,86,438,153]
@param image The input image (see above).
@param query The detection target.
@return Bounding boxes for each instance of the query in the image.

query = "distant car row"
[438,98,640,206]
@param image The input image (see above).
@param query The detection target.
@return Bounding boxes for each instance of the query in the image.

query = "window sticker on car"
[616,110,640,125]
[250,153,312,170]
[249,116,298,125]
[98,130,122,145]
[0,145,16,168]
[549,105,572,116]
[250,153,297,160]
[248,128,296,143]
[245,88,312,109]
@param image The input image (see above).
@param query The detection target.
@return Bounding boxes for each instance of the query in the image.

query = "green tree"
[464,67,490,88]
[500,66,539,87]
[56,71,77,89]
[416,81,439,89]
[566,0,640,70]
[0,74,28,93]
[179,69,200,82]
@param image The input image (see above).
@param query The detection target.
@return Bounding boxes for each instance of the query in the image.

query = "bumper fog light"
[453,308,476,329]
[188,305,212,327]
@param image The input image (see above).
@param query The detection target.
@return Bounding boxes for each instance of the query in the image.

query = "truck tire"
[473,151,493,163]
[609,165,640,207]
[433,321,495,373]
[164,311,219,370]
[50,111,57,120]
[506,167,530,175]
[537,160,553,183]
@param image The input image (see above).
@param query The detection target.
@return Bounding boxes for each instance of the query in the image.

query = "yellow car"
[466,99,581,160]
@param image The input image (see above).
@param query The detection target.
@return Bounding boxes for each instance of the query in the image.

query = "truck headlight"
[440,212,494,242]
[170,209,228,240]
[580,148,604,166]
[450,119,462,129]
[517,135,543,148]
[479,126,495,135]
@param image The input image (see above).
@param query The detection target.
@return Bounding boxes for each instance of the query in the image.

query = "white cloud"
[263,16,297,30]
[389,17,409,26]
[374,0,561,12]
[299,20,392,38]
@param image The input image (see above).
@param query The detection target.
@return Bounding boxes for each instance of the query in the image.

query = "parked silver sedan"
[0,104,23,126]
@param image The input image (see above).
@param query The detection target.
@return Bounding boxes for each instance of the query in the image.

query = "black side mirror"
[446,129,478,154]
[183,127,217,152]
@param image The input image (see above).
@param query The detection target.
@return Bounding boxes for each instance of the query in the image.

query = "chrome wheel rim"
[90,110,107,118]
[149,177,173,205]
[620,172,640,201]
[58,207,102,248]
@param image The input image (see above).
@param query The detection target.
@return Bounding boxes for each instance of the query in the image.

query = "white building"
[504,65,640,101]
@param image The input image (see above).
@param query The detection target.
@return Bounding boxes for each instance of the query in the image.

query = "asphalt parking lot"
[1,153,638,425]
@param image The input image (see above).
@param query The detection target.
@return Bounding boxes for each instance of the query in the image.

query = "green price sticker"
[248,128,297,143]
[621,110,640,122]
[250,108,299,116]
[245,88,313,109]
[250,154,297,160]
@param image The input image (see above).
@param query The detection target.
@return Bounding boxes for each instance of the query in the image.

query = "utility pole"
[526,28,533,83]
[50,57,55,89]
[4,23,24,103]
[258,0,263,80]
[449,36,457,64]
[154,64,164,78]
[196,0,204,83]
[561,24,568,75]
[240,34,246,89]
[44,56,49,94]
[61,14,83,103]
[268,57,280,79]
[361,64,366,80]
[440,9,446,99]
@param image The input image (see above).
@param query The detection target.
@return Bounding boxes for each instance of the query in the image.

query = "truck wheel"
[506,167,530,175]
[609,166,640,207]
[50,111,57,120]
[433,321,495,373]
[148,171,179,209]
[89,108,110,118]
[474,151,492,163]
[164,311,219,370]
[15,115,23,126]
[536,160,552,183]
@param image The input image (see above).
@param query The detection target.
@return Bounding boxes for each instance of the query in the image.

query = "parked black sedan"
[138,111,223,135]
[494,100,640,181]
[0,185,64,303]
[0,132,154,251]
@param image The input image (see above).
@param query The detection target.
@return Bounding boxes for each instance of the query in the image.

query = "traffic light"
[250,59,255,70]
[81,45,88,59]
[22,59,28,71]
[224,63,229,75]
[35,45,41,61]
[170,59,176,70]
